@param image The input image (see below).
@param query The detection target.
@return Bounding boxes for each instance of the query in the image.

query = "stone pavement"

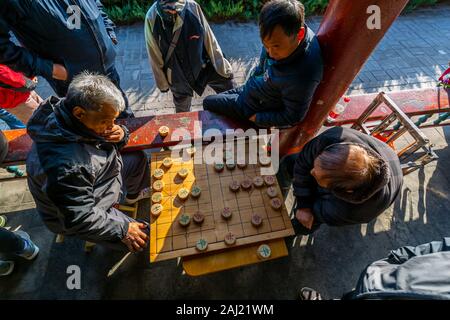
[0,4,450,300]
[29,4,450,117]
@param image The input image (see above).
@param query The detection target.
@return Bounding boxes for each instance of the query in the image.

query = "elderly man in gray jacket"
[26,73,149,252]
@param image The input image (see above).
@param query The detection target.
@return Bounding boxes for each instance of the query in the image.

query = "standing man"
[0,0,133,118]
[145,0,234,113]
[203,0,323,128]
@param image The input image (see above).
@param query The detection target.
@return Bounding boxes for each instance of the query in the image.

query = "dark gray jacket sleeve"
[96,0,117,41]
[292,136,323,210]
[45,164,129,242]
[255,78,320,128]
[387,238,450,264]
[0,17,53,79]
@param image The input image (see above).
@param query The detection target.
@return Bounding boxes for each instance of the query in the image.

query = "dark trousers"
[0,228,25,254]
[47,67,133,119]
[203,86,255,121]
[173,72,235,113]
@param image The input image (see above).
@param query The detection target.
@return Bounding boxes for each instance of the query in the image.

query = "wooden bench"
[324,87,450,128]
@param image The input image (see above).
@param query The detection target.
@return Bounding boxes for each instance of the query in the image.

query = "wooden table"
[182,238,288,276]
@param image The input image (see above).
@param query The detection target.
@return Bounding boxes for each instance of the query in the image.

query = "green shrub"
[102,0,444,25]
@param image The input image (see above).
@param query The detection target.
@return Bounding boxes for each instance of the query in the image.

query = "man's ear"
[297,27,306,42]
[72,106,86,121]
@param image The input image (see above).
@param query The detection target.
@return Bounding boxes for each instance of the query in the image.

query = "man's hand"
[121,222,148,253]
[295,208,314,230]
[102,125,125,143]
[52,64,68,81]
[111,37,118,45]
[249,114,257,122]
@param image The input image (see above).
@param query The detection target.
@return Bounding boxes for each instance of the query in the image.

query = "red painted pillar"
[278,0,410,157]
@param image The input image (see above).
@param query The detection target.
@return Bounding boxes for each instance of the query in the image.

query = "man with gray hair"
[26,73,150,252]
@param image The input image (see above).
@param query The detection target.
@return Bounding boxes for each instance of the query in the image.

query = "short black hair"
[259,0,305,40]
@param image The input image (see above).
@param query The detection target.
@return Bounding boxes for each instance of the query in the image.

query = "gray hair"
[65,72,125,113]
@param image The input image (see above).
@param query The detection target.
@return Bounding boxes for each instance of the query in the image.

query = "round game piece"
[178,213,191,227]
[186,146,196,157]
[237,162,247,169]
[178,188,190,200]
[193,212,205,225]
[251,214,263,227]
[221,207,232,220]
[226,162,236,170]
[152,180,164,192]
[270,197,283,211]
[266,186,278,198]
[153,169,164,180]
[257,244,272,259]
[151,203,163,217]
[241,178,252,190]
[214,163,225,172]
[253,176,264,188]
[190,185,202,198]
[162,157,173,169]
[151,192,162,204]
[224,232,236,246]
[259,156,271,166]
[158,126,170,137]
[229,181,240,192]
[178,168,189,179]
[196,239,208,252]
[264,175,276,186]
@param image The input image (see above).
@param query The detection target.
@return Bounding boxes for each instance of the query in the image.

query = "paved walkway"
[0,4,449,300]
[30,4,450,117]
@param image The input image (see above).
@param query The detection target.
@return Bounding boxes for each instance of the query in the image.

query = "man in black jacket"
[0,0,132,118]
[203,0,323,128]
[285,127,403,235]
[26,73,149,252]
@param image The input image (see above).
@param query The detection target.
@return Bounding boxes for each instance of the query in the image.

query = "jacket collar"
[156,0,186,32]
[274,25,312,66]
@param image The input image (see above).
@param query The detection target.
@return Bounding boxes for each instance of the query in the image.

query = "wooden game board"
[149,143,294,262]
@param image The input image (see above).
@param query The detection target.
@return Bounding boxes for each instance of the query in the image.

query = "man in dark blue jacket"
[0,0,132,118]
[203,0,323,128]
